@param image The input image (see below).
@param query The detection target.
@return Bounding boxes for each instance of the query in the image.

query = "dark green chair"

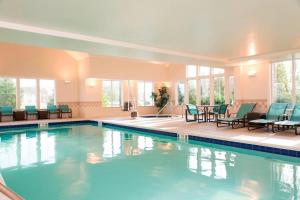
[208,104,228,122]
[248,103,288,132]
[0,106,13,122]
[59,105,72,118]
[185,104,205,123]
[25,105,38,120]
[47,104,60,119]
[274,104,300,135]
[217,103,256,128]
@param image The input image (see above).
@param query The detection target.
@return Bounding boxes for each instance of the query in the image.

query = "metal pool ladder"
[178,133,189,143]
[39,122,48,128]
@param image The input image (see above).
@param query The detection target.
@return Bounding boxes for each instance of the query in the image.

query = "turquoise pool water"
[0,124,300,200]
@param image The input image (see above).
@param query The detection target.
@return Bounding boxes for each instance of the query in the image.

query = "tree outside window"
[200,79,210,105]
[272,61,292,103]
[102,80,121,107]
[188,80,197,105]
[214,77,225,104]
[0,78,16,107]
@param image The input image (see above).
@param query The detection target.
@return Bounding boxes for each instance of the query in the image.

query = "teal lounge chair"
[274,104,300,135]
[59,105,72,118]
[25,105,38,120]
[217,103,256,128]
[208,104,228,122]
[47,104,60,119]
[0,106,14,122]
[185,104,205,123]
[248,103,288,132]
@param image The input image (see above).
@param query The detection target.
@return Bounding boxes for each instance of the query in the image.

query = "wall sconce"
[87,78,97,87]
[64,80,71,84]
[248,69,256,77]
[163,82,171,88]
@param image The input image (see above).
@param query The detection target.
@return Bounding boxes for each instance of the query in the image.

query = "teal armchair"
[185,104,205,123]
[0,106,14,122]
[25,105,38,120]
[59,105,72,118]
[47,104,60,119]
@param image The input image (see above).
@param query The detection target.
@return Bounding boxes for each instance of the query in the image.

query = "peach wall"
[0,43,80,116]
[76,55,171,118]
[0,42,274,118]
[233,62,271,112]
[88,55,170,81]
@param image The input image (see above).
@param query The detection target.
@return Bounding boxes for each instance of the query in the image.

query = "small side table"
[38,109,48,119]
[13,110,25,121]
[247,112,266,121]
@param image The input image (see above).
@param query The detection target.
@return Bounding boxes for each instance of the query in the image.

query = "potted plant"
[151,86,170,111]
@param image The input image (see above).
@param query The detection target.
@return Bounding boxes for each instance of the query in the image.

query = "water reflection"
[0,128,68,169]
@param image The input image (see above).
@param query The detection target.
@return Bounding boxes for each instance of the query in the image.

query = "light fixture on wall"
[86,78,97,87]
[64,80,71,84]
[248,69,256,77]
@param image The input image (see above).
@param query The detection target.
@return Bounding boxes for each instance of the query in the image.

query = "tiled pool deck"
[1,117,300,156]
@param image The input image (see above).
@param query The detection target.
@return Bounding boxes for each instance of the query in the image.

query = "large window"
[187,65,197,78]
[212,68,225,75]
[188,80,197,105]
[186,65,228,105]
[198,66,210,76]
[176,81,185,105]
[200,79,210,105]
[20,79,37,108]
[102,80,122,107]
[40,80,55,108]
[138,81,154,106]
[0,78,16,107]
[271,61,293,103]
[214,77,225,104]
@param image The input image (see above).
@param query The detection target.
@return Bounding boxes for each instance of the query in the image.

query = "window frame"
[271,58,299,104]
[102,80,122,108]
[19,78,38,109]
[0,77,17,108]
[137,81,154,107]
[186,66,228,105]
[39,79,56,109]
[0,76,56,109]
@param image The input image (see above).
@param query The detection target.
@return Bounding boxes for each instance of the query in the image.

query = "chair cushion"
[249,119,275,124]
[187,104,198,115]
[218,117,241,122]
[290,104,300,121]
[236,103,256,119]
[0,106,13,115]
[25,105,37,114]
[266,103,288,120]
[275,120,300,126]
[47,105,57,113]
[60,105,70,113]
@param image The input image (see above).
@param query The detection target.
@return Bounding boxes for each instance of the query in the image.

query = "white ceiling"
[0,0,300,65]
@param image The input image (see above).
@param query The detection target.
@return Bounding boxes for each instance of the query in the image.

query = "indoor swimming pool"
[0,123,299,200]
